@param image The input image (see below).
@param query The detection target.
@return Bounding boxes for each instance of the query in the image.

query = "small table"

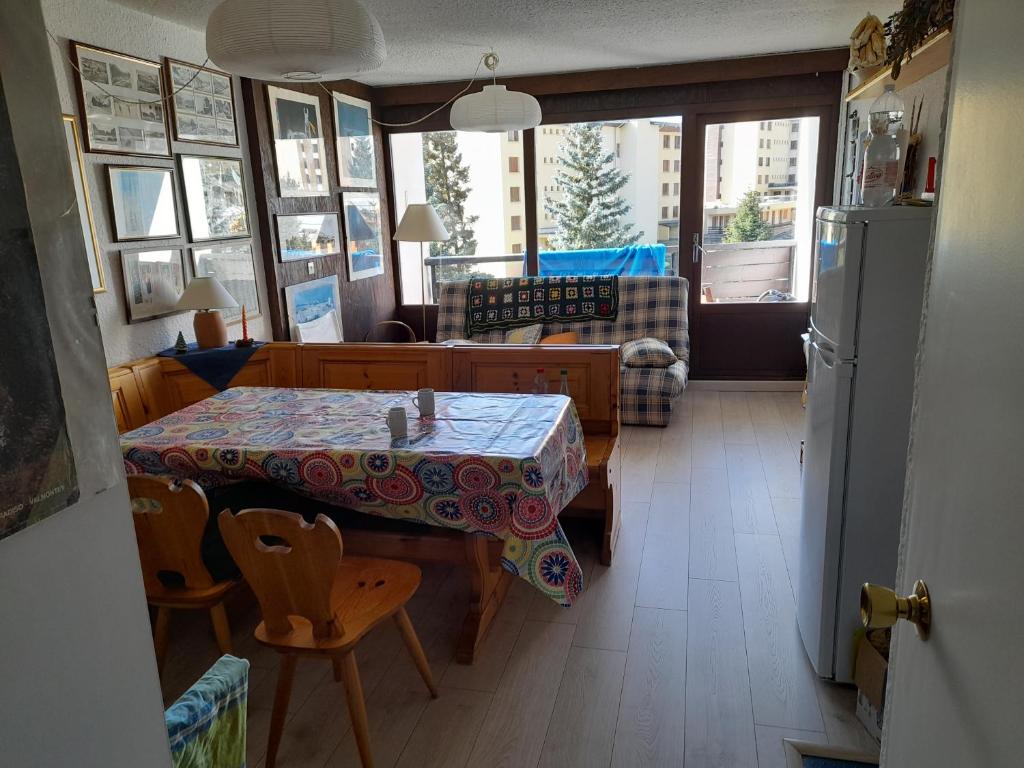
[120,387,588,608]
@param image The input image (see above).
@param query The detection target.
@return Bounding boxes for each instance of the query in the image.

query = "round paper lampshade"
[450,85,542,133]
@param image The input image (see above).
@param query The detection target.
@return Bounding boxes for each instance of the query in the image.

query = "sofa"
[435,275,690,426]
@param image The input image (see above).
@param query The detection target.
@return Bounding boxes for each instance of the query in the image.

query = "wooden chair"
[218,508,437,768]
[127,475,241,675]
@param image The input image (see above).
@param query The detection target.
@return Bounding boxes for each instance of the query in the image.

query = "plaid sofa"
[436,276,689,426]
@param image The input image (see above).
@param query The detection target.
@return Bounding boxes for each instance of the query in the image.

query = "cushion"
[540,331,580,345]
[504,323,543,344]
[620,337,677,368]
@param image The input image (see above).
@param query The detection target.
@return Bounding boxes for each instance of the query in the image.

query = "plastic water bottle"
[559,369,570,396]
[532,368,548,394]
[861,85,905,207]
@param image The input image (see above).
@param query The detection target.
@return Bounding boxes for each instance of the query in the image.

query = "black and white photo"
[166,58,238,147]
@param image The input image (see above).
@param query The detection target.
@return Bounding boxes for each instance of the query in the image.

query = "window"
[508,156,519,173]
[765,157,770,167]
[510,186,521,202]
[673,182,679,195]
[758,157,764,167]
[663,135,671,148]
[512,243,522,254]
[507,130,520,141]
[674,160,681,172]
[674,135,681,149]
[791,140,799,150]
[662,182,670,195]
[511,215,522,231]
[767,121,773,130]
[759,138,764,148]
[672,205,679,217]
[661,206,668,218]
[663,159,670,172]
[758,174,763,184]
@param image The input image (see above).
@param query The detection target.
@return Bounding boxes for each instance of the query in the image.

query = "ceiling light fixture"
[206,0,386,82]
[449,52,541,133]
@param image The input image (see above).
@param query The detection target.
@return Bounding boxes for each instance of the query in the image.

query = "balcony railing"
[699,239,797,303]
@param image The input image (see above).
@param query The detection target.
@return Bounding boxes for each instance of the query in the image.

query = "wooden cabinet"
[299,344,450,391]
[109,367,147,433]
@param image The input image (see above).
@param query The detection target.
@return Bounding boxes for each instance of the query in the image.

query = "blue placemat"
[158,341,265,392]
[803,758,878,768]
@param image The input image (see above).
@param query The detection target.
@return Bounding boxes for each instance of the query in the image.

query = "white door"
[882,2,1024,766]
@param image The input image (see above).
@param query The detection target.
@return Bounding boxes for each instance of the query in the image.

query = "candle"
[241,304,248,341]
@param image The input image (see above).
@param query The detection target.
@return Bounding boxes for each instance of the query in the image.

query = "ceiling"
[109,0,899,87]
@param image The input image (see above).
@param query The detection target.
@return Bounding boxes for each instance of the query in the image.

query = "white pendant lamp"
[450,53,541,133]
[206,0,386,82]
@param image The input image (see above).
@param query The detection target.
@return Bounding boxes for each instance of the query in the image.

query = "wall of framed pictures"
[42,0,272,365]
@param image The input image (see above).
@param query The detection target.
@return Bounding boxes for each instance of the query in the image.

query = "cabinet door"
[109,369,147,433]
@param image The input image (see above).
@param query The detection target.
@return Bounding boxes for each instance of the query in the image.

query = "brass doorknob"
[860,580,931,639]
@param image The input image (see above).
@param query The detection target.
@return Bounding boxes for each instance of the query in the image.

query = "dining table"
[119,386,589,613]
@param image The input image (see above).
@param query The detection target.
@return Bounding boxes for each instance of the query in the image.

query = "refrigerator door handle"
[811,339,837,370]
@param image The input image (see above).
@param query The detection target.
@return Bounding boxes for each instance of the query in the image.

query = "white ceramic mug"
[385,406,408,440]
[412,387,435,417]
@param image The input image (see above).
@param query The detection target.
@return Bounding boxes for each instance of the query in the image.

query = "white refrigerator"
[797,205,934,682]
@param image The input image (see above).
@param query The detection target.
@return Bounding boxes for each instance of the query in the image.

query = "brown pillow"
[540,331,580,345]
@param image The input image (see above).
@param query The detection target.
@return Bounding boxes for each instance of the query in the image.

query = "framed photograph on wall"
[120,247,186,322]
[178,155,249,241]
[71,41,170,157]
[165,58,237,146]
[275,213,342,261]
[190,241,259,323]
[62,115,105,293]
[284,275,343,340]
[332,91,376,188]
[342,191,384,281]
[107,165,180,241]
[267,85,329,198]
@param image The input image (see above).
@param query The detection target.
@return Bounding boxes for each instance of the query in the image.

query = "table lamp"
[176,276,237,349]
[393,203,450,341]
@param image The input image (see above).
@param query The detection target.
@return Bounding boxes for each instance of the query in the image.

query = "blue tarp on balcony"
[534,244,667,277]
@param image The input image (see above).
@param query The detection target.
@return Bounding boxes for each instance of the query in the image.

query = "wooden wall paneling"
[298,343,451,391]
[241,78,397,344]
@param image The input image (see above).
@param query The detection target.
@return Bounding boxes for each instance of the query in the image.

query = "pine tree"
[349,135,375,182]
[422,132,478,282]
[544,123,638,250]
[724,189,774,243]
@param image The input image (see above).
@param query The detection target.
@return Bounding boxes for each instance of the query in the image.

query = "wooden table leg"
[455,534,513,664]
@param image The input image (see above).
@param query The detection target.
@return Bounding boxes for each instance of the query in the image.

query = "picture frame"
[120,247,186,322]
[165,57,238,147]
[342,191,384,281]
[107,165,180,241]
[62,115,105,293]
[71,41,170,157]
[332,91,376,188]
[284,275,343,339]
[275,213,342,262]
[190,241,260,324]
[267,85,329,198]
[178,155,250,241]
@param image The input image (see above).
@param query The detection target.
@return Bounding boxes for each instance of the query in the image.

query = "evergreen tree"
[349,135,375,182]
[724,189,774,243]
[422,132,478,282]
[544,123,638,250]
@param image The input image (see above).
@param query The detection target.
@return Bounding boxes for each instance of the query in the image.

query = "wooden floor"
[160,389,878,768]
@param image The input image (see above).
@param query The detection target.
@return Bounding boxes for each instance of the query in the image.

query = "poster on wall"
[332,91,376,188]
[191,242,260,323]
[342,191,384,280]
[267,85,329,198]
[1,91,79,542]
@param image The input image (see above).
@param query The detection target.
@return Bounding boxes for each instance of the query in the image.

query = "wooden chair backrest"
[218,508,344,640]
[127,475,215,592]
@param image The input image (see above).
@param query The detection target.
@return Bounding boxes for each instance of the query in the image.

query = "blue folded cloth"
[165,655,249,768]
[158,342,265,392]
[536,244,667,276]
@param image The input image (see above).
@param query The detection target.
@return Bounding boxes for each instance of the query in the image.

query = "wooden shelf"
[846,28,952,102]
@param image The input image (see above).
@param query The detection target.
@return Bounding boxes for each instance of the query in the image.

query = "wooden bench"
[108,341,622,662]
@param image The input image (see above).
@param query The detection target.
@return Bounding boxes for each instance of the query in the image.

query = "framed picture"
[342,192,384,280]
[165,58,238,146]
[267,85,329,198]
[275,213,342,262]
[62,115,105,293]
[284,275,343,338]
[190,242,259,324]
[107,165,180,241]
[333,91,376,187]
[71,41,170,157]
[120,247,186,322]
[178,155,250,241]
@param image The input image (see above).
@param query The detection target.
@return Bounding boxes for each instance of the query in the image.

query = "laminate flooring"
[160,389,878,768]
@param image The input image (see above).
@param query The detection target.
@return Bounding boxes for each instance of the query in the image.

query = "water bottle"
[532,368,547,394]
[559,369,570,396]
[861,85,904,207]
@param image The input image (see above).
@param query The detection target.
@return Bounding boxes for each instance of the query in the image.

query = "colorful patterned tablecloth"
[120,387,588,605]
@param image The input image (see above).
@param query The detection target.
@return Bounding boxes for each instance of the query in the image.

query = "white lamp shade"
[450,84,542,133]
[394,203,451,242]
[176,276,238,311]
[206,0,386,81]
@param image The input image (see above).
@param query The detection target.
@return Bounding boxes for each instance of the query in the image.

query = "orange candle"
[241,304,248,341]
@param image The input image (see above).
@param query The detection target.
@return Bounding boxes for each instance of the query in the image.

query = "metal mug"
[385,406,408,440]
[412,387,435,417]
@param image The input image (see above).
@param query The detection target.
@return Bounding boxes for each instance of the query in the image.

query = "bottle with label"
[532,368,547,394]
[559,369,570,396]
[861,85,905,206]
